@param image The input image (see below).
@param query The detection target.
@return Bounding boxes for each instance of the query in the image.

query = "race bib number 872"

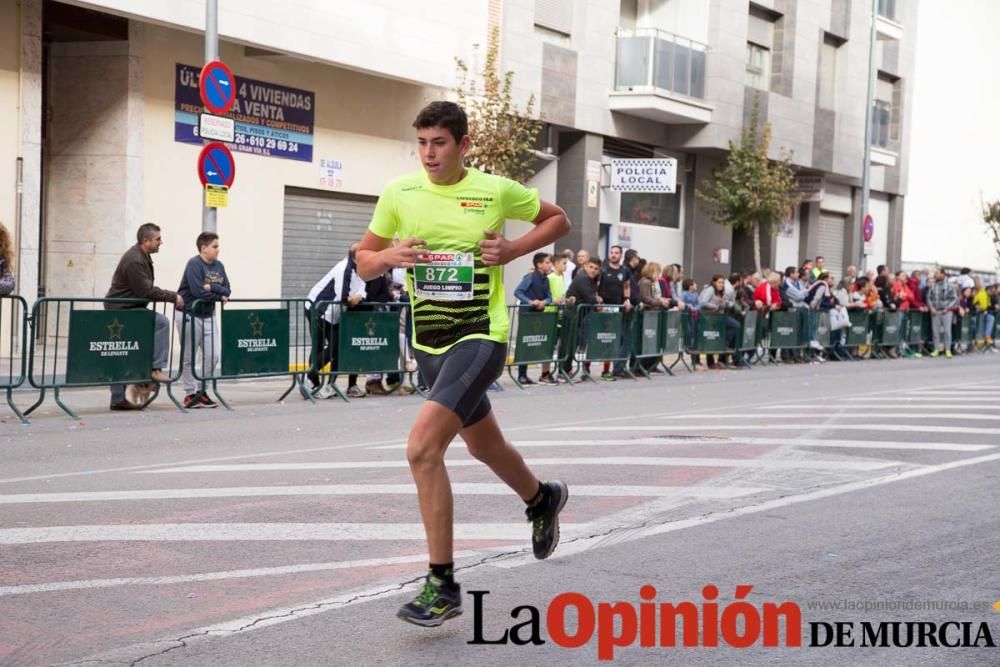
[414,252,475,301]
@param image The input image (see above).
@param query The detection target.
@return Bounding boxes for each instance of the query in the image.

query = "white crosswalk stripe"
[548,424,1000,435]
[0,483,770,505]
[659,412,1000,421]
[0,522,561,545]
[136,456,897,474]
[366,438,993,452]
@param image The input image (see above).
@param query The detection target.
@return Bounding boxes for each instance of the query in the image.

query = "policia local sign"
[66,310,154,384]
[610,158,678,193]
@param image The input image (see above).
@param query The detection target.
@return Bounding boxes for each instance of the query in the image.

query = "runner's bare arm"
[356,231,426,281]
[480,199,570,267]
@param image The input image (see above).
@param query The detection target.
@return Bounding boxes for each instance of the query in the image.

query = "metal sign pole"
[202,0,219,233]
[859,0,877,273]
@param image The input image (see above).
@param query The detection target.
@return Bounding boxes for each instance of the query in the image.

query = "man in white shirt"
[304,243,367,398]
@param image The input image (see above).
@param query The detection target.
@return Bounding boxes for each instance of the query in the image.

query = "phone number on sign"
[233,133,299,152]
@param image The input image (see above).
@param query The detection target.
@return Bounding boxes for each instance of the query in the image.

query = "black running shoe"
[397,574,462,627]
[526,480,569,559]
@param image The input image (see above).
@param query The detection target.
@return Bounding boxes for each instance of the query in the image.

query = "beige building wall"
[0,1,19,249]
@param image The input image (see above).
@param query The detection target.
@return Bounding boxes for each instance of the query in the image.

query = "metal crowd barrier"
[1,295,29,424]
[661,309,688,374]
[630,309,665,378]
[185,298,314,409]
[26,297,180,420]
[506,304,571,389]
[311,300,412,401]
[765,309,805,360]
[845,310,872,359]
[570,304,631,382]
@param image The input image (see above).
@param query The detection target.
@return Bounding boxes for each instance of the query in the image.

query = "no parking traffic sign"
[199,60,236,115]
[197,142,236,188]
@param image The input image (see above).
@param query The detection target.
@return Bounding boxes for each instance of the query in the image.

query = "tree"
[981,198,1000,268]
[695,98,801,272]
[455,27,543,182]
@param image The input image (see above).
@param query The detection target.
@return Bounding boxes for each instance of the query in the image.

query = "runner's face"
[143,233,162,254]
[585,263,599,278]
[416,126,468,184]
[538,258,552,273]
[609,247,621,265]
[576,250,589,265]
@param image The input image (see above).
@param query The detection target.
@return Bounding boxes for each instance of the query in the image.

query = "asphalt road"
[1,353,999,665]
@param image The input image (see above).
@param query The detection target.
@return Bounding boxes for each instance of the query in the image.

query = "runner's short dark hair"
[588,257,601,267]
[412,101,468,144]
[196,232,219,251]
[137,223,160,243]
[532,252,549,268]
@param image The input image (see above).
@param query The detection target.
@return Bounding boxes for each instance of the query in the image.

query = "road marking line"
[367,438,992,452]
[507,438,991,452]
[548,424,1000,435]
[136,456,896,475]
[659,412,1000,421]
[0,551,485,597]
[0,483,769,505]
[0,522,565,545]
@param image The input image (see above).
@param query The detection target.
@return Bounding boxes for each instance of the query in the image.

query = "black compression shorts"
[414,339,507,427]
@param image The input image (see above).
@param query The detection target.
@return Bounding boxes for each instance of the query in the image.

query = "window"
[746,42,770,90]
[620,189,682,229]
[817,34,841,109]
[535,0,573,35]
[877,0,896,21]
[746,10,775,91]
[871,74,900,148]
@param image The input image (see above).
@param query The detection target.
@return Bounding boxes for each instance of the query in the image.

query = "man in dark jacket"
[105,223,183,410]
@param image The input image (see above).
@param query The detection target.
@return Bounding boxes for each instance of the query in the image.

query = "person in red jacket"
[754,272,783,311]
[891,271,915,311]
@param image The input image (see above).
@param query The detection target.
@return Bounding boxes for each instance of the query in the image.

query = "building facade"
[1,0,916,310]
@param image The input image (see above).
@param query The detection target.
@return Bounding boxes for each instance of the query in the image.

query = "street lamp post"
[202,0,219,234]
[859,0,878,272]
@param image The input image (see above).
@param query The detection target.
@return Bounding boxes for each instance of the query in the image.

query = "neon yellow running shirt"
[369,168,541,354]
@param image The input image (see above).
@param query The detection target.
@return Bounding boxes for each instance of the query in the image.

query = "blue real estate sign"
[175,63,315,162]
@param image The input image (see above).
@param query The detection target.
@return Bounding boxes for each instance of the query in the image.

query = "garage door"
[281,187,377,299]
[817,213,846,281]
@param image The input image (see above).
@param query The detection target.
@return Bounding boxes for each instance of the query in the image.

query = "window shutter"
[535,0,573,35]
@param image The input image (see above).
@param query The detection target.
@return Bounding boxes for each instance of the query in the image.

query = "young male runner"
[356,101,571,627]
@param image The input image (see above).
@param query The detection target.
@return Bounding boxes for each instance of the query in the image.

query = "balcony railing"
[615,28,707,100]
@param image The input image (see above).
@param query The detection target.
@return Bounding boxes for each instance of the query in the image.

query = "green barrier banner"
[637,311,660,357]
[847,311,870,346]
[815,311,832,348]
[337,310,401,373]
[585,310,622,360]
[958,315,972,344]
[908,312,927,344]
[662,311,683,354]
[66,309,154,384]
[739,311,759,351]
[696,313,727,353]
[221,308,290,376]
[880,311,903,345]
[768,311,800,349]
[513,309,559,364]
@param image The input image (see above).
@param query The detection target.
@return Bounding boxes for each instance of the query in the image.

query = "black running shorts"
[414,339,507,427]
